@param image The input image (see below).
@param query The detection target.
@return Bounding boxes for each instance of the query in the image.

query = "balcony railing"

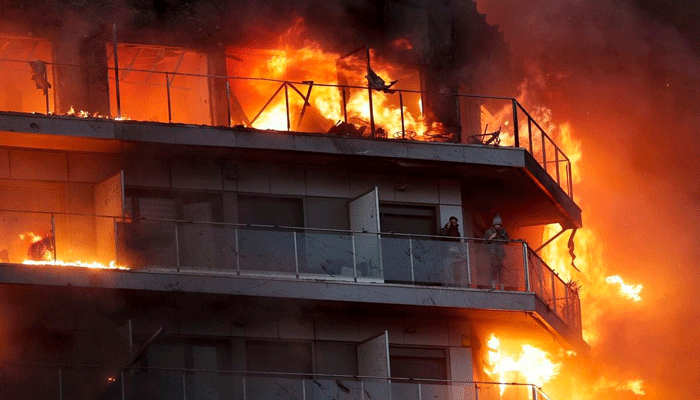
[0,209,581,332]
[0,362,555,400]
[0,55,574,198]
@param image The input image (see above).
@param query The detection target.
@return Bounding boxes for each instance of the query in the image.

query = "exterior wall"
[125,156,463,232]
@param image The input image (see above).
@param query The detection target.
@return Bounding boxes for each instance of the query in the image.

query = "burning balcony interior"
[0,1,588,399]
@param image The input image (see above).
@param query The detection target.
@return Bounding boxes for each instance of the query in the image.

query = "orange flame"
[19,232,128,270]
[485,334,561,395]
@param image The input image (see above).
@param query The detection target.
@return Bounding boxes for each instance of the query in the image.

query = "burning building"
[0,1,583,399]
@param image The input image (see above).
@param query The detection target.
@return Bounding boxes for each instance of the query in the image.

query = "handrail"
[0,207,581,333]
[0,54,574,199]
[0,361,550,400]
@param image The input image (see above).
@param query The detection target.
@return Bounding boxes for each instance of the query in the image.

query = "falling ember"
[605,275,643,302]
[484,334,561,395]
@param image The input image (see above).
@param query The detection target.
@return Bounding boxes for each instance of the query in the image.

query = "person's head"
[492,214,502,228]
[449,216,458,226]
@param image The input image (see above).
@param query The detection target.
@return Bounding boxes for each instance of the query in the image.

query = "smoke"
[476,0,700,398]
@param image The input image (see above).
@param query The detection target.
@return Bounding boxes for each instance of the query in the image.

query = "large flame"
[227,21,441,140]
[485,333,561,396]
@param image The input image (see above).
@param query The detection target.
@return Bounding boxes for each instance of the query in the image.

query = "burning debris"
[19,232,54,262]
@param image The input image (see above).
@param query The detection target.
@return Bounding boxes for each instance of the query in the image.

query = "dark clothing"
[439,223,460,238]
[484,226,509,288]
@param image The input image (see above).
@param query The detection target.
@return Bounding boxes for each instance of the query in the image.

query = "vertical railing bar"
[242,374,247,400]
[360,379,365,400]
[352,234,358,282]
[58,367,63,400]
[555,148,561,185]
[342,86,348,125]
[409,236,415,284]
[523,243,530,292]
[175,223,180,271]
[120,370,126,400]
[399,90,405,139]
[225,79,232,128]
[113,24,121,119]
[532,385,539,400]
[366,47,376,137]
[474,383,479,400]
[293,230,299,278]
[568,162,574,199]
[512,99,520,148]
[50,213,57,262]
[418,381,422,400]
[235,226,240,275]
[166,72,172,123]
[541,128,547,173]
[284,82,291,131]
[113,217,119,266]
[302,378,307,400]
[182,372,187,400]
[465,240,471,287]
[551,269,557,310]
[528,117,533,155]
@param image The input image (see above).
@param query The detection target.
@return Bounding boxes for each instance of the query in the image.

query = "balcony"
[0,46,574,199]
[0,362,555,400]
[0,209,581,340]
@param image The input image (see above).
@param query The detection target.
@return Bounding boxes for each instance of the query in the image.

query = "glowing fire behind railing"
[18,232,128,270]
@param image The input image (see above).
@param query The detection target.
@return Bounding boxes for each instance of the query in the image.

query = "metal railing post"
[523,242,530,291]
[166,73,172,123]
[225,79,232,127]
[284,82,291,131]
[235,226,241,275]
[302,378,307,400]
[293,230,299,278]
[242,375,247,400]
[399,91,405,139]
[409,237,415,284]
[352,234,358,282]
[175,223,180,271]
[120,371,126,400]
[417,381,422,400]
[113,24,121,119]
[58,367,63,400]
[182,372,187,400]
[366,47,376,136]
[465,241,471,287]
[360,380,365,400]
[541,128,547,173]
[512,99,519,148]
[532,385,539,400]
[342,87,348,125]
[528,117,533,154]
[113,217,119,266]
[555,149,561,185]
[50,213,57,262]
[551,269,557,310]
[474,383,479,400]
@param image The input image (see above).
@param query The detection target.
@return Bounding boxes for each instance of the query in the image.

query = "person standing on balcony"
[439,216,461,238]
[440,216,463,286]
[484,214,509,290]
